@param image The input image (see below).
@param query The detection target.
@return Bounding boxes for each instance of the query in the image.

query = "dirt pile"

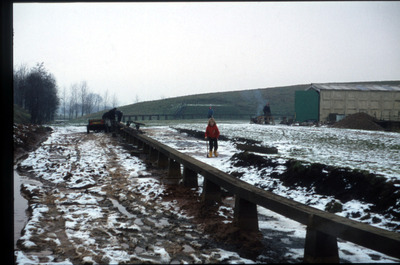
[330,112,384,131]
[281,160,400,221]
[230,151,400,231]
[173,127,262,146]
[13,123,53,163]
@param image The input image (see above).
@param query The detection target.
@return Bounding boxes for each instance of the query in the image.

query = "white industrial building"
[305,83,400,122]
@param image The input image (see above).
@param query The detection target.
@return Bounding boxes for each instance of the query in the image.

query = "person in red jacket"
[205,117,220,157]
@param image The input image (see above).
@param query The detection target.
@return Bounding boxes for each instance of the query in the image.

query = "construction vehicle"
[87,119,107,133]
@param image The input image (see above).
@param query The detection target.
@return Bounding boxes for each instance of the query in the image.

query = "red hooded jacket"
[205,124,220,139]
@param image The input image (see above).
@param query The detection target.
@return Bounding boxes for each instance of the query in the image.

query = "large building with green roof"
[295,83,400,123]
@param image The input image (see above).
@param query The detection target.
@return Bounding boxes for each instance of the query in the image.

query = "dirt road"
[16,124,397,263]
[15,126,280,264]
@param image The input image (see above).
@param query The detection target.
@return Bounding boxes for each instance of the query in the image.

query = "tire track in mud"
[16,131,90,263]
[16,129,256,264]
[96,134,237,263]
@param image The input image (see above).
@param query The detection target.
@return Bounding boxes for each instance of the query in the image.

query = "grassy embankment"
[76,84,308,123]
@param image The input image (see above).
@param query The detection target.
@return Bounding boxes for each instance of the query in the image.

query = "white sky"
[13,1,400,105]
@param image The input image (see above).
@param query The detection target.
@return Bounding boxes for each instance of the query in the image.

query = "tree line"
[14,63,59,124]
[58,80,119,120]
[14,63,119,124]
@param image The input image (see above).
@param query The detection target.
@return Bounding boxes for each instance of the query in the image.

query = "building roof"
[307,83,400,92]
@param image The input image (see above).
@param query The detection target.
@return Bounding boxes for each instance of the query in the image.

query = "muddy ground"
[13,123,399,263]
[14,125,300,264]
[13,123,53,163]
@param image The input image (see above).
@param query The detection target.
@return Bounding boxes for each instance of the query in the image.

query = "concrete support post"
[304,215,339,263]
[157,152,169,168]
[202,178,221,204]
[182,167,198,188]
[127,134,133,144]
[233,196,259,231]
[149,148,158,162]
[167,159,182,179]
[143,143,150,154]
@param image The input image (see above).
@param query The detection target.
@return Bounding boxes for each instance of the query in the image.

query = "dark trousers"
[208,138,218,151]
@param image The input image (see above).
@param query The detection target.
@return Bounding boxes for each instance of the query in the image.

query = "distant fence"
[122,114,254,122]
[116,123,400,263]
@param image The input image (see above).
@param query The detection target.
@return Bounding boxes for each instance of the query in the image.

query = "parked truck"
[87,119,107,134]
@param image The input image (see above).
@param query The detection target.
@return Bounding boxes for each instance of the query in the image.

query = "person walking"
[102,108,117,133]
[205,117,220,157]
[207,106,214,119]
[116,109,123,123]
[263,102,272,124]
[102,110,112,132]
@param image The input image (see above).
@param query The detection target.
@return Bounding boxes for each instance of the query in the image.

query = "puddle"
[14,166,43,249]
[110,198,136,218]
[14,168,29,249]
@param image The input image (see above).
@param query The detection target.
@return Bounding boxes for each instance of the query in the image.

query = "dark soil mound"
[230,152,279,169]
[330,112,384,131]
[14,123,53,163]
[173,127,230,141]
[230,151,400,230]
[173,127,261,145]
[281,160,400,218]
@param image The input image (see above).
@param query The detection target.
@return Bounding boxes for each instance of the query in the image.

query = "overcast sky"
[13,1,400,106]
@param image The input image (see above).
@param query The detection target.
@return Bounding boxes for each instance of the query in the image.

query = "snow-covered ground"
[15,126,255,264]
[14,123,400,263]
[167,122,400,181]
[145,123,400,225]
[144,122,400,262]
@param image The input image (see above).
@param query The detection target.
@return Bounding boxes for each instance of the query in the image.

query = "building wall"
[295,90,319,122]
[319,90,400,122]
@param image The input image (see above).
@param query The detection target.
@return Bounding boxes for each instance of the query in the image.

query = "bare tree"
[61,86,67,120]
[92,93,103,112]
[85,93,98,115]
[111,93,119,108]
[79,81,88,116]
[65,83,105,118]
[103,89,109,110]
[68,83,79,119]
